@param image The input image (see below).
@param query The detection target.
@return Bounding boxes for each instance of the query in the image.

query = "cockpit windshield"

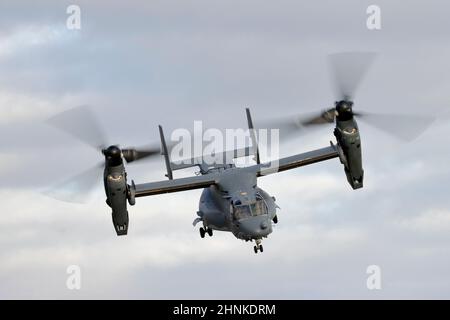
[250,200,267,216]
[234,204,252,220]
[233,196,268,220]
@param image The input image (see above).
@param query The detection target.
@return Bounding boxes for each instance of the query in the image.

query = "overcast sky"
[1,0,450,299]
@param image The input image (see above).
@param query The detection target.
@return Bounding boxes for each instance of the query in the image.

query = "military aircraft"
[46,52,434,253]
[47,103,358,254]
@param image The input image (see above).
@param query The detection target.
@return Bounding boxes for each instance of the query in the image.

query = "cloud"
[0,25,72,57]
[397,209,450,234]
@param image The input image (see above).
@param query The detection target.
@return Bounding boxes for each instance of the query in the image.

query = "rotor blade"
[46,105,108,150]
[42,163,103,203]
[122,144,161,163]
[255,109,335,141]
[354,111,436,142]
[301,108,336,126]
[328,52,377,100]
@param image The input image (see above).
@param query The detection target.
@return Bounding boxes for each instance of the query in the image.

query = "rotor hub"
[103,145,122,159]
[335,100,354,120]
[103,145,123,167]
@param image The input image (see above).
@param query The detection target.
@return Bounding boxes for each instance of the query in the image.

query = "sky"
[1,0,450,299]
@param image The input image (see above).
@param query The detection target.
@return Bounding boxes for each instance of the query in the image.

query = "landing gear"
[273,215,278,224]
[253,239,264,254]
[199,226,213,238]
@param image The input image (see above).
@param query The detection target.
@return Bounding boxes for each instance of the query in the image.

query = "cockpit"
[232,194,268,220]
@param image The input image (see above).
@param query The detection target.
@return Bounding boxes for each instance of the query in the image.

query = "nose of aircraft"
[238,216,272,238]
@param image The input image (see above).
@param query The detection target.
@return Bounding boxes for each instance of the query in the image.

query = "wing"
[134,145,338,196]
[134,174,218,197]
[254,145,339,176]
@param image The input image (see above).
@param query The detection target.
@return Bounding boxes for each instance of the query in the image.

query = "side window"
[255,193,269,215]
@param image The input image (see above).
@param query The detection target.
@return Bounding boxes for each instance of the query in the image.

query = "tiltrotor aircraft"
[46,52,434,253]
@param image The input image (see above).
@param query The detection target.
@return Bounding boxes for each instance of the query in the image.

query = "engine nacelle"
[334,119,363,190]
[105,169,130,236]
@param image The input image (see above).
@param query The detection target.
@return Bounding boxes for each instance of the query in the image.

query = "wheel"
[254,246,258,254]
[273,215,278,224]
[207,228,213,237]
[259,245,264,253]
[199,227,206,238]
